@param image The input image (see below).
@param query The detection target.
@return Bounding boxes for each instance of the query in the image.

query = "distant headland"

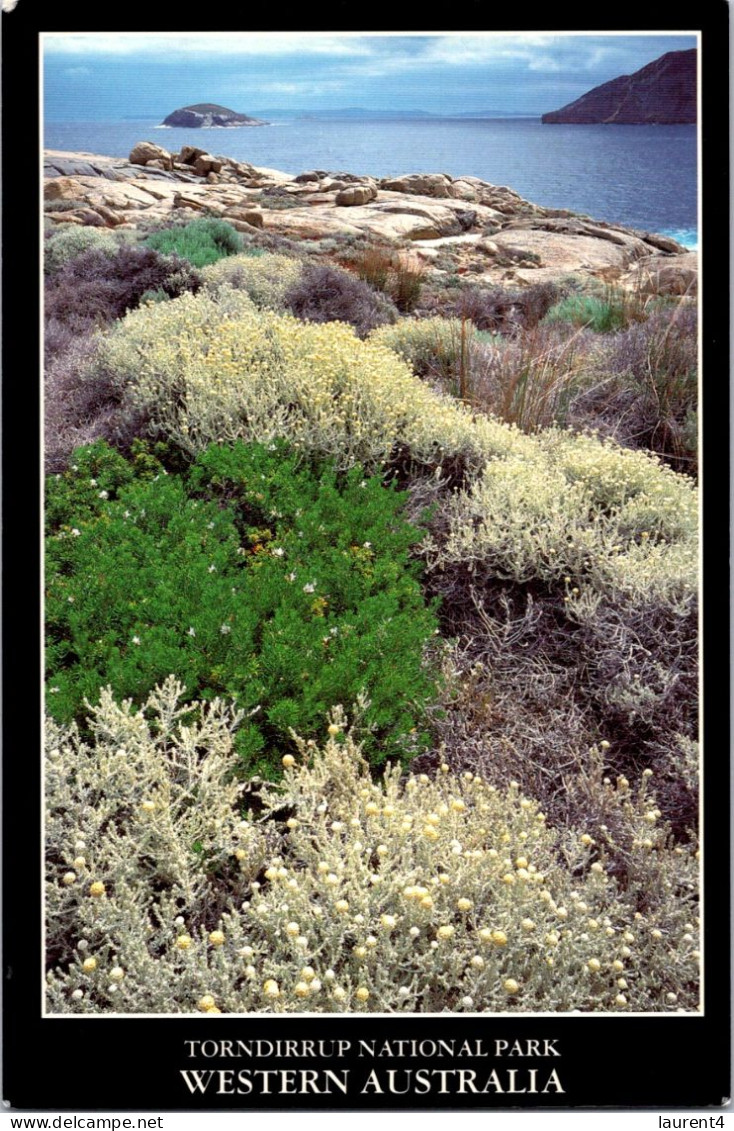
[542,49,696,125]
[161,103,269,128]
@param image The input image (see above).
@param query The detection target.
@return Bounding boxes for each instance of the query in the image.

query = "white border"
[40,28,704,1021]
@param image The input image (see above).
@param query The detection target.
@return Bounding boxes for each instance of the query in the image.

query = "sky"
[43,32,698,121]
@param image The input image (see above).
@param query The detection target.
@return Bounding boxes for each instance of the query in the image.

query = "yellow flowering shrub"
[424,432,697,604]
[369,316,473,377]
[45,682,699,1014]
[200,253,304,309]
[93,290,525,470]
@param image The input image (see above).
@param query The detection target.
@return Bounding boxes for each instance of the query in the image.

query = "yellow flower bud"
[503,979,520,994]
[89,881,106,898]
[209,930,225,947]
[82,957,97,973]
[176,935,192,950]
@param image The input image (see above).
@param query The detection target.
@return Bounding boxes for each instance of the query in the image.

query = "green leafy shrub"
[542,288,647,335]
[145,218,243,268]
[45,684,699,1014]
[45,440,439,771]
[201,252,303,309]
[45,226,119,275]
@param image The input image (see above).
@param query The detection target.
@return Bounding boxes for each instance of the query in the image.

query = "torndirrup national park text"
[180,1037,564,1096]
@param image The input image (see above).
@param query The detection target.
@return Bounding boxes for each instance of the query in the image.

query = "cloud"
[43,32,376,58]
[63,66,91,76]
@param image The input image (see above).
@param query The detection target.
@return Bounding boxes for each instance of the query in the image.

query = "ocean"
[44,117,698,248]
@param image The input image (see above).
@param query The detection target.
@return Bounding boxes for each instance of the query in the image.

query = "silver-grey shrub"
[46,681,699,1015]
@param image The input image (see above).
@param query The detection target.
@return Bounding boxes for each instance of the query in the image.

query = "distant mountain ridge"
[542,49,696,124]
[161,103,268,128]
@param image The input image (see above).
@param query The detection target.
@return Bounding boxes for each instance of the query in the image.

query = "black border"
[3,3,730,1110]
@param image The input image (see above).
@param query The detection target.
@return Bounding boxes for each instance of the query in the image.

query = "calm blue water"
[45,118,698,247]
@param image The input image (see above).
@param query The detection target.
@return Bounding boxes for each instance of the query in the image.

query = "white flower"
[98,491,109,500]
[208,564,216,573]
[123,511,131,519]
[131,636,141,646]
[187,627,196,637]
[363,542,372,549]
[89,479,97,487]
[303,583,316,594]
[272,547,285,557]
[286,572,297,582]
[71,529,81,537]
[220,624,231,635]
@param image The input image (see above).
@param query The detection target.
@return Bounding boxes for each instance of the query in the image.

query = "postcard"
[2,3,730,1112]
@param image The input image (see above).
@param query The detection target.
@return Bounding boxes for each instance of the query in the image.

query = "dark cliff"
[542,49,696,125]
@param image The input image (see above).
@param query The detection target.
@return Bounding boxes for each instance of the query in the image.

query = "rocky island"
[542,48,696,125]
[161,103,268,128]
[43,141,696,296]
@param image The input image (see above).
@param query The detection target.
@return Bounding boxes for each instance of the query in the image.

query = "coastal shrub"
[89,291,698,610]
[92,290,531,472]
[370,317,472,382]
[461,325,591,432]
[45,440,439,770]
[344,246,424,312]
[422,429,697,607]
[201,252,303,310]
[426,581,697,842]
[448,283,563,334]
[45,246,203,332]
[44,226,119,275]
[145,218,243,268]
[44,336,127,473]
[283,262,398,337]
[570,304,698,475]
[542,287,647,335]
[45,684,700,1014]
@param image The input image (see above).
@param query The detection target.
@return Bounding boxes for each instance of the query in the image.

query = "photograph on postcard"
[41,28,702,1020]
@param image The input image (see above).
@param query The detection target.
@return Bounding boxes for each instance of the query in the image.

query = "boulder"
[295,170,328,183]
[178,145,208,166]
[450,179,481,202]
[380,172,453,198]
[44,177,85,202]
[194,154,223,176]
[225,205,264,229]
[623,252,698,296]
[335,184,378,206]
[129,142,173,171]
[92,204,125,227]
